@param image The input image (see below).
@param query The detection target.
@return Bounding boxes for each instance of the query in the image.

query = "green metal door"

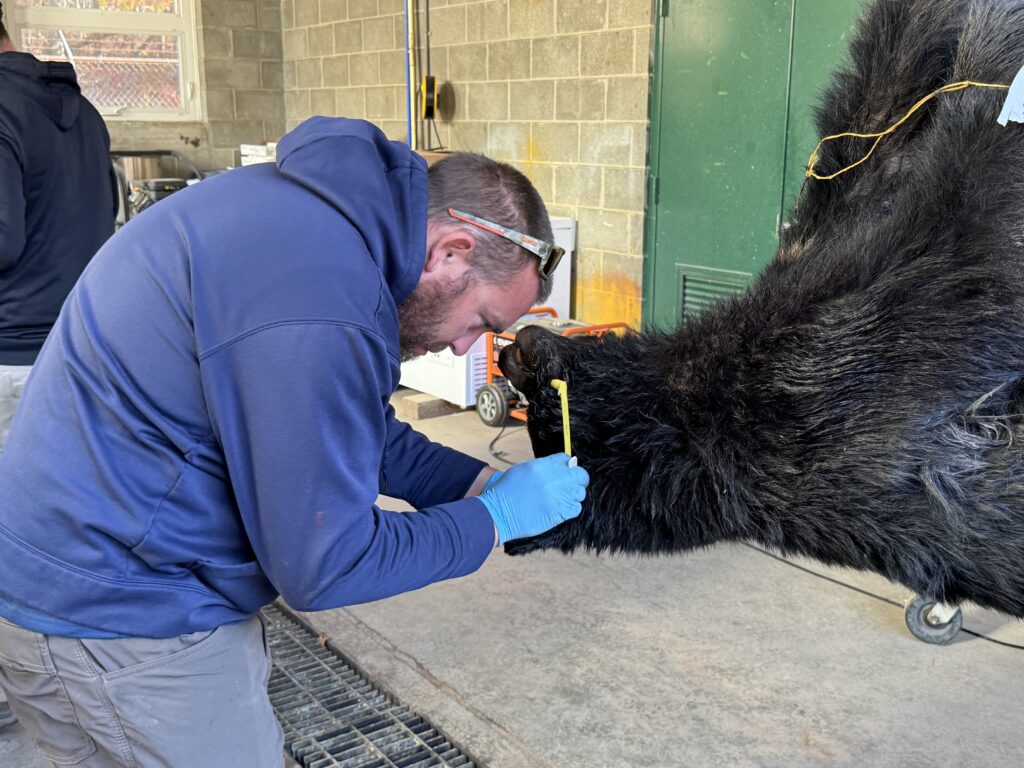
[644,0,867,330]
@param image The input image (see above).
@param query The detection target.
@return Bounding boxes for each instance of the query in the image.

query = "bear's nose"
[499,334,545,395]
[510,325,548,358]
[497,341,526,378]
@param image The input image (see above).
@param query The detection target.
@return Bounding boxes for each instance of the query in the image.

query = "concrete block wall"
[200,0,287,166]
[107,0,286,170]
[280,0,654,327]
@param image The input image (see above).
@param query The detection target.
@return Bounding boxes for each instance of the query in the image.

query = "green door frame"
[640,0,663,331]
[641,0,669,331]
[642,0,865,330]
[642,0,799,331]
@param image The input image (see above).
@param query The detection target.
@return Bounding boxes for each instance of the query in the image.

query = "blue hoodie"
[0,118,495,638]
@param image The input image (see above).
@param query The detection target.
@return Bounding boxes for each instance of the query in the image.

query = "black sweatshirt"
[0,51,115,365]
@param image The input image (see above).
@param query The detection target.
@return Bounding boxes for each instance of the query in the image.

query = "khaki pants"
[0,615,285,767]
[0,364,32,721]
[0,364,32,457]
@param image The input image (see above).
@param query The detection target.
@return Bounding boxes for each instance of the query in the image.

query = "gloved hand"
[482,470,504,493]
[480,453,589,545]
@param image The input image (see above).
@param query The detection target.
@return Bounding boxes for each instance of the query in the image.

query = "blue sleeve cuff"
[407,449,488,509]
[433,497,497,572]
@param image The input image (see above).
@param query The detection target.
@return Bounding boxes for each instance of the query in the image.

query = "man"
[0,8,116,447]
[0,7,115,731]
[0,115,588,766]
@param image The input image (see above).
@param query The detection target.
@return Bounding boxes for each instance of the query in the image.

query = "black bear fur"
[499,0,1024,618]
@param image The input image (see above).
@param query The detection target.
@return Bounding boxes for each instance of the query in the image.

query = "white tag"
[997,63,1024,126]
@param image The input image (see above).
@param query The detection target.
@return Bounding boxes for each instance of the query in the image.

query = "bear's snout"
[499,325,557,393]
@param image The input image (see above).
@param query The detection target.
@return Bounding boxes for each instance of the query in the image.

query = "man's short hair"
[427,153,553,302]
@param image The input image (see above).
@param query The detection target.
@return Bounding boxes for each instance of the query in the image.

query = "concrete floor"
[0,718,46,768]
[4,399,1023,767]
[300,404,1024,768]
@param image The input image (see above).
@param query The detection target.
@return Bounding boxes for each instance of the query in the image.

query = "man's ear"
[424,225,477,274]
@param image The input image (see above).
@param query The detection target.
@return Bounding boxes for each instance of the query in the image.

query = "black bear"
[499,0,1024,619]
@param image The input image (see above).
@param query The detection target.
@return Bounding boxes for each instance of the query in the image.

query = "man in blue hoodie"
[0,113,589,765]
[0,9,116,731]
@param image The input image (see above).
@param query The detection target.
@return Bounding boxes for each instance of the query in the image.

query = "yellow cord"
[550,379,572,456]
[806,80,1010,181]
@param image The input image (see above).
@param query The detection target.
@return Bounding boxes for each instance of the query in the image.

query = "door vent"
[676,264,751,321]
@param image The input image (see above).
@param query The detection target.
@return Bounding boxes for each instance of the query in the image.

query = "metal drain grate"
[261,603,479,768]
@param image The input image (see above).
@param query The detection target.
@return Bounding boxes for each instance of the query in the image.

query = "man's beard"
[397,273,473,362]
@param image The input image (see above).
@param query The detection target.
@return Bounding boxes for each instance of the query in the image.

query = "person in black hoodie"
[0,5,115,730]
[0,5,116,451]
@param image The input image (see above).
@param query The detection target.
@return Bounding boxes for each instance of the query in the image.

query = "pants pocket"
[78,628,216,680]
[257,612,274,687]
[0,618,96,765]
[98,617,283,768]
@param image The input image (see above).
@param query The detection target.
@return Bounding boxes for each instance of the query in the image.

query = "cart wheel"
[904,595,963,645]
[476,384,509,426]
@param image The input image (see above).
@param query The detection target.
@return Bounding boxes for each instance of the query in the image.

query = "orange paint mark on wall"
[526,137,545,163]
[576,271,642,328]
[575,272,601,295]
[603,272,642,301]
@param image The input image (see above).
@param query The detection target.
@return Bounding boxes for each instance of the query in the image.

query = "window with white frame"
[8,0,200,121]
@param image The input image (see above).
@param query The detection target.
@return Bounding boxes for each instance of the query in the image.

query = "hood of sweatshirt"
[275,117,428,307]
[0,51,82,130]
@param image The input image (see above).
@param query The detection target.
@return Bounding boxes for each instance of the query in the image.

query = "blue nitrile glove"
[480,453,589,545]
[482,470,504,493]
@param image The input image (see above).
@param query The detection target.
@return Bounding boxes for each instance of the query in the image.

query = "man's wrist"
[466,466,500,497]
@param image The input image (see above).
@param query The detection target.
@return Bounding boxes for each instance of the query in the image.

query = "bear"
[498,0,1024,619]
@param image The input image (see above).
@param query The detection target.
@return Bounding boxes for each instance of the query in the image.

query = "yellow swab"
[550,379,572,457]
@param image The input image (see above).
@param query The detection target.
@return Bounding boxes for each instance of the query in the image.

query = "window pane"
[20,29,183,111]
[14,1,177,12]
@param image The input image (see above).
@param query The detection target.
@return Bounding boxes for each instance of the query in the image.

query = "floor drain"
[261,603,479,768]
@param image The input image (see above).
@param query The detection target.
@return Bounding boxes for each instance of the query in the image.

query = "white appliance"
[399,216,576,408]
[542,216,575,320]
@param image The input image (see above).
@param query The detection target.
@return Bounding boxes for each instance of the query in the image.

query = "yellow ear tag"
[550,379,572,457]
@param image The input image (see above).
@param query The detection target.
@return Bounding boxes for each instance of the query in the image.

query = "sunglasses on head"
[447,208,565,279]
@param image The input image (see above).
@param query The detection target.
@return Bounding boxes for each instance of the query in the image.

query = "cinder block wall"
[201,0,288,166]
[107,0,286,170]
[280,0,653,327]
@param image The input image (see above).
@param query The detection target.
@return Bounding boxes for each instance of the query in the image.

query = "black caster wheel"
[476,384,509,427]
[904,595,963,645]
